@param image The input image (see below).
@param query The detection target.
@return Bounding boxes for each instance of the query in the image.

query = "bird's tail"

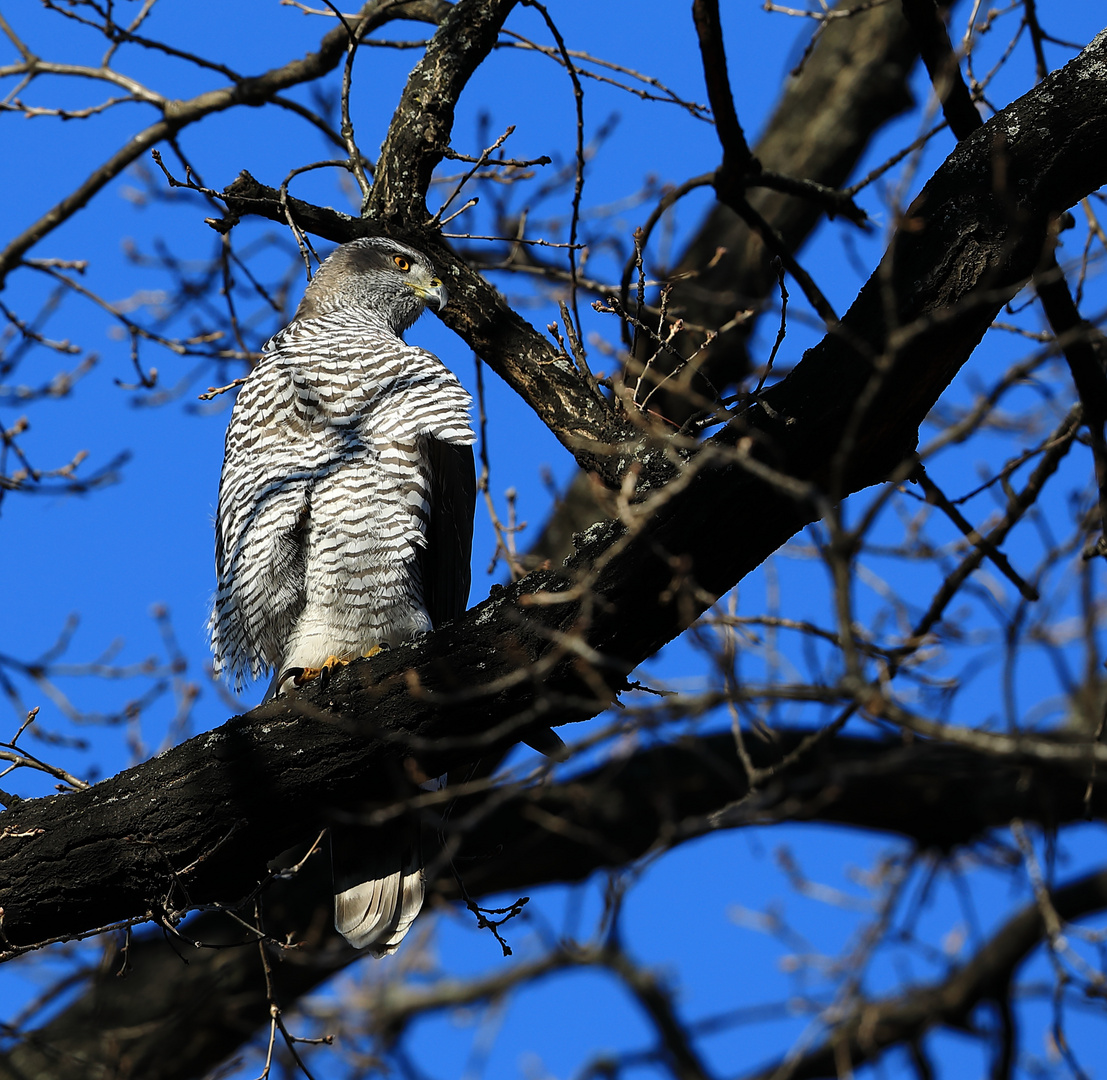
[332,821,425,956]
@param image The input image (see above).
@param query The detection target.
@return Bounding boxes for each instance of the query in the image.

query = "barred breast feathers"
[233,311,475,445]
[209,309,474,688]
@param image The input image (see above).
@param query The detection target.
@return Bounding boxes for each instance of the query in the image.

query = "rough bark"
[2,732,1103,1080]
[366,0,516,222]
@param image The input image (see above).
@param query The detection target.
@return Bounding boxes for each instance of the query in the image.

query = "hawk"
[209,236,476,954]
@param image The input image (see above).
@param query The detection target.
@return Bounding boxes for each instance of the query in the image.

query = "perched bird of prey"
[209,236,476,954]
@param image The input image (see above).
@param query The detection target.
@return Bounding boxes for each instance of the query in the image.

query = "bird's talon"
[293,656,349,686]
[276,667,304,696]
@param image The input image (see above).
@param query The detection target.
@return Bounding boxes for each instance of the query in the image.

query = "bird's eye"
[392,255,411,272]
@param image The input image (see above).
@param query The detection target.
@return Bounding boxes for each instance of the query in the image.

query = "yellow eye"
[392,254,411,272]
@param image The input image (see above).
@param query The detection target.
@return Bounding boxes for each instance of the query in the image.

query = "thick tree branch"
[3,731,1105,1080]
[366,0,516,223]
[532,0,938,564]
[902,0,1107,559]
[438,731,1107,899]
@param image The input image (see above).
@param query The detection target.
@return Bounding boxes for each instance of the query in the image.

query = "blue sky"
[2,3,1107,1078]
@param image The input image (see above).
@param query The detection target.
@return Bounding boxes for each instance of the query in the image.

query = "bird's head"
[294,237,448,336]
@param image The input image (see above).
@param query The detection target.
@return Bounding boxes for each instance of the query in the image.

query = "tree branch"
[0,0,451,289]
[366,0,517,223]
[902,0,1107,560]
[900,0,981,138]
[3,730,1105,1080]
[628,0,939,428]
[532,0,943,565]
[741,867,1107,1080]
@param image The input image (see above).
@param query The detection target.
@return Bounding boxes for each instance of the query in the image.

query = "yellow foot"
[293,655,349,686]
[277,647,389,696]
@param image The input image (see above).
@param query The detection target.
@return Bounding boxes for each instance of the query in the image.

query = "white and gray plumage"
[209,236,476,954]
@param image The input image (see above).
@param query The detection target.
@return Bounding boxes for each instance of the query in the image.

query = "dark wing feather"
[420,438,563,757]
[420,438,476,628]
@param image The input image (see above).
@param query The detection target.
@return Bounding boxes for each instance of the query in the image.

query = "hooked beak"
[412,278,448,313]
